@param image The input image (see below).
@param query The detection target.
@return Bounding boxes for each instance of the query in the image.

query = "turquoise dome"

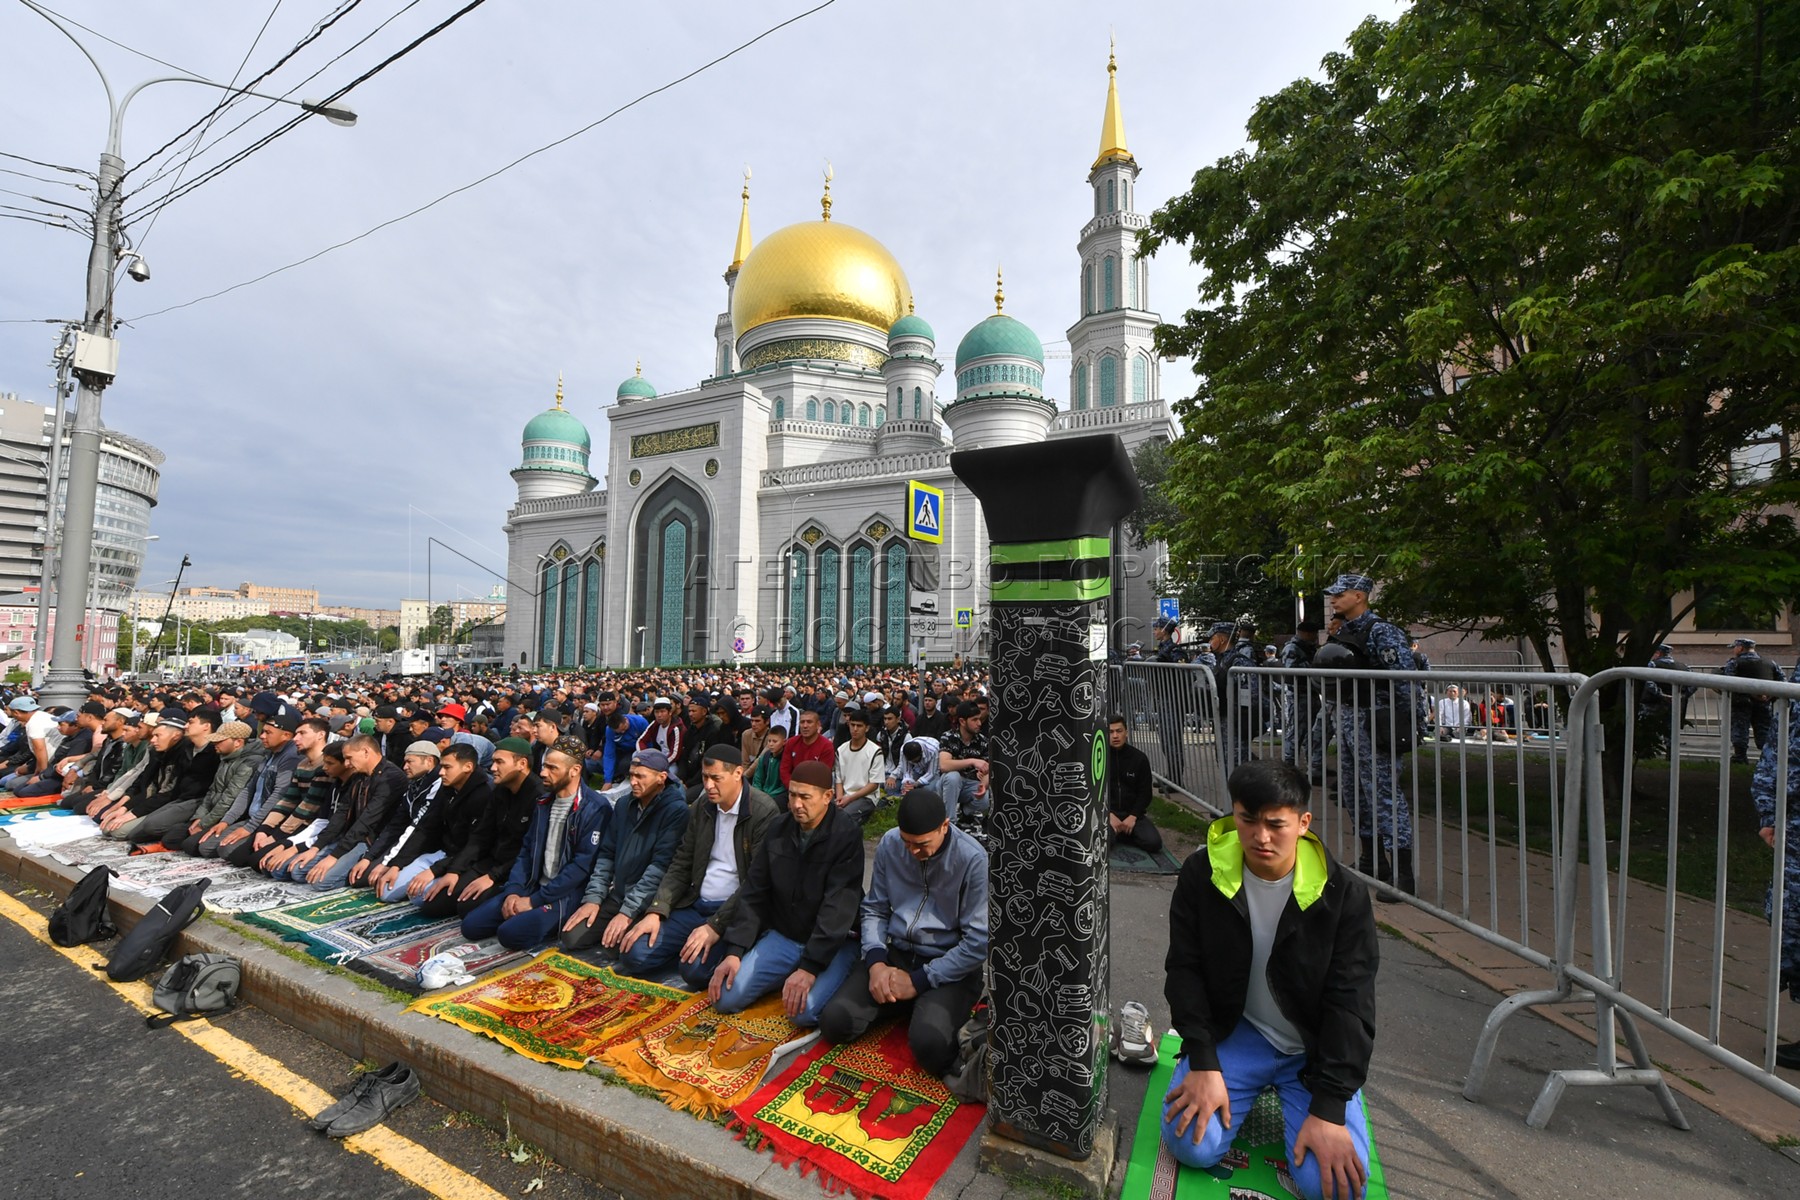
[522,406,591,451]
[954,313,1044,369]
[617,372,657,401]
[888,312,934,344]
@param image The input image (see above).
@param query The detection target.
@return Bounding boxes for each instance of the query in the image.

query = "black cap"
[898,787,947,834]
[701,744,743,767]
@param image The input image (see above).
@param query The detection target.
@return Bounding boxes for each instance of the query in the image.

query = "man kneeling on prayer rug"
[1162,760,1377,1200]
[818,787,988,1074]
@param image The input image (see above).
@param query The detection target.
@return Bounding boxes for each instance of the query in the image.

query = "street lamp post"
[29,5,354,706]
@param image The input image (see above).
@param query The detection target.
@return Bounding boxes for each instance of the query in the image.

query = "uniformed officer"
[1214,623,1261,772]
[1319,574,1419,895]
[1750,697,1800,1069]
[1721,638,1784,764]
[1637,644,1692,759]
[1280,620,1326,780]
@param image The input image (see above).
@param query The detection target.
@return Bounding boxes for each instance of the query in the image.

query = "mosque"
[501,53,1174,669]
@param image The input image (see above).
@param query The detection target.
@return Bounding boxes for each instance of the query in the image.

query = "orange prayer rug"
[406,949,688,1069]
[730,1022,985,1200]
[601,992,801,1117]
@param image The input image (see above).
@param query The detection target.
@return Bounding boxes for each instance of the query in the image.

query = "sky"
[0,0,1384,610]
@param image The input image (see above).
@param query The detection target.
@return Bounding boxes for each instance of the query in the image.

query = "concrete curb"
[0,839,864,1200]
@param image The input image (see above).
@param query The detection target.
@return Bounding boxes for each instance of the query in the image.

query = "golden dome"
[731,219,912,339]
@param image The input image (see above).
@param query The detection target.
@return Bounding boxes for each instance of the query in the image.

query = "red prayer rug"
[731,1022,985,1200]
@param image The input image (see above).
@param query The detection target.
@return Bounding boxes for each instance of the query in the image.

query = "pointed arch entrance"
[632,475,711,665]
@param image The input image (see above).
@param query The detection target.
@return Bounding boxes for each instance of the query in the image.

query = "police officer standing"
[1214,622,1260,772]
[1751,694,1800,1068]
[1319,574,1419,895]
[1720,637,1784,764]
[1281,620,1325,780]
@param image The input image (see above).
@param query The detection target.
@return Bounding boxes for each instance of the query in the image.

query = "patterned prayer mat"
[204,877,319,914]
[297,906,458,965]
[0,793,58,810]
[238,889,381,938]
[730,1021,984,1200]
[408,950,690,1068]
[1121,1032,1388,1200]
[41,832,138,866]
[603,991,803,1118]
[0,803,62,827]
[1110,841,1184,875]
[110,855,245,894]
[355,927,532,996]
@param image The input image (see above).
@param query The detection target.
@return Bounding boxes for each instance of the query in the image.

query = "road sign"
[916,616,938,638]
[1158,597,1179,623]
[905,480,944,544]
[955,608,973,628]
[732,637,746,653]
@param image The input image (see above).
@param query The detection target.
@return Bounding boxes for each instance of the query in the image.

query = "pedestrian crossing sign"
[955,608,973,628]
[906,480,944,544]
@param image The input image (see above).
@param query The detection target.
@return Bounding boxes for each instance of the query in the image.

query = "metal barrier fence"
[1114,658,1800,1130]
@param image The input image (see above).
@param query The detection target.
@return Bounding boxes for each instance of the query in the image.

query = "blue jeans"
[462,891,577,951]
[1161,1021,1370,1200]
[616,898,724,990]
[271,842,368,888]
[377,851,446,902]
[715,929,855,1027]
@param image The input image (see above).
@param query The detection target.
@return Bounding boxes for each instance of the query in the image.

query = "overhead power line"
[123,0,841,323]
[0,149,93,178]
[16,0,204,76]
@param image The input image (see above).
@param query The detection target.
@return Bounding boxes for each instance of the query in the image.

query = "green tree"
[1143,0,1800,675]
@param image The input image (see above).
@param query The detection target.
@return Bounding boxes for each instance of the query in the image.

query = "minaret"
[1066,42,1161,413]
[713,168,752,379]
[512,374,595,503]
[878,299,944,454]
[944,268,1055,450]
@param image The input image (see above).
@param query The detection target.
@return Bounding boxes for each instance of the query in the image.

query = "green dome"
[522,406,591,451]
[888,312,934,344]
[617,372,657,400]
[954,313,1044,369]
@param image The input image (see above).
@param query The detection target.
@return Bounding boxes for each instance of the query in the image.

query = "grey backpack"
[147,953,241,1027]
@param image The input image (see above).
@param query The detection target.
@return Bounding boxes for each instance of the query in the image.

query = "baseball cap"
[157,711,188,729]
[7,696,38,712]
[263,706,301,733]
[630,748,671,774]
[1323,573,1376,596]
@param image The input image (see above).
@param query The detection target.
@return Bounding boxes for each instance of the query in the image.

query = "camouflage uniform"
[1280,634,1329,778]
[1333,610,1418,854]
[1720,649,1784,761]
[1750,702,1800,995]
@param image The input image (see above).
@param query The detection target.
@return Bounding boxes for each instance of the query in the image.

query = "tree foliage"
[1144,0,1800,674]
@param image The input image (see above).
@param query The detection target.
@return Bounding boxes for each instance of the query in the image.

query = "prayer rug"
[1110,841,1184,875]
[355,926,531,996]
[237,889,379,938]
[1120,1032,1389,1200]
[42,832,137,865]
[0,793,57,810]
[205,877,324,915]
[297,907,458,965]
[603,992,803,1118]
[110,855,245,894]
[408,951,690,1069]
[0,803,61,827]
[729,1021,984,1200]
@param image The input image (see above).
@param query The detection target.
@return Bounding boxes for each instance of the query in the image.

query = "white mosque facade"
[501,56,1173,669]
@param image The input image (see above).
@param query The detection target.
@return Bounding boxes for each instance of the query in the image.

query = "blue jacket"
[860,824,989,990]
[503,782,613,906]
[579,780,689,920]
[599,713,649,781]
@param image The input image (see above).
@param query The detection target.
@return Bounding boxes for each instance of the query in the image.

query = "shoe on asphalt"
[1777,1041,1800,1071]
[1111,1001,1159,1066]
[325,1064,421,1137]
[309,1062,405,1132]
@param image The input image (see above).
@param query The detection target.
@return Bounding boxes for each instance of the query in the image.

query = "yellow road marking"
[0,888,507,1200]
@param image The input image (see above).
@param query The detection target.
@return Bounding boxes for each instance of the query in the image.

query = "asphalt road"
[0,889,617,1200]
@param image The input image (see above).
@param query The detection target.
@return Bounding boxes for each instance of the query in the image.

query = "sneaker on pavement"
[325,1064,421,1137]
[1777,1041,1800,1071]
[1112,1001,1159,1066]
[309,1062,405,1132]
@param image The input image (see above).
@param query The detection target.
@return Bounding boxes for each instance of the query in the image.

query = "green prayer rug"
[1121,1032,1388,1200]
[237,889,377,938]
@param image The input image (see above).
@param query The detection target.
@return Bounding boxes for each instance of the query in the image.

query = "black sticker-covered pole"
[953,433,1142,1160]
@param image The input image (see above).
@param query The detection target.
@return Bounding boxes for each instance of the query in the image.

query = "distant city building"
[0,390,163,674]
[239,581,319,612]
[317,605,401,628]
[220,628,302,662]
[130,590,272,623]
[399,593,508,649]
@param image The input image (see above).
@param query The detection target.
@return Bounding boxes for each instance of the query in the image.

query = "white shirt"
[24,710,60,756]
[1242,867,1306,1055]
[766,702,797,736]
[699,799,740,904]
[834,738,885,797]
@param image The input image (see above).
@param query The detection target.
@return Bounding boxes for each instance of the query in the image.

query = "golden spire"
[635,359,642,376]
[994,265,1005,314]
[1094,37,1133,169]
[821,160,834,222]
[554,372,564,409]
[729,166,753,271]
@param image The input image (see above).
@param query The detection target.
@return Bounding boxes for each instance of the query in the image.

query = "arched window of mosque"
[805,398,818,421]
[1083,262,1093,315]
[1094,184,1102,218]
[773,397,785,421]
[874,406,885,426]
[841,404,853,425]
[1132,354,1148,405]
[1126,252,1138,309]
[1140,260,1149,308]
[1100,354,1118,407]
[1103,256,1116,310]
[895,386,902,411]
[913,387,922,419]
[1107,178,1116,213]
[823,399,837,423]
[1075,361,1088,410]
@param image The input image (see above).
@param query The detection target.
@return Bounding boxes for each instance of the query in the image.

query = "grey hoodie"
[860,823,989,990]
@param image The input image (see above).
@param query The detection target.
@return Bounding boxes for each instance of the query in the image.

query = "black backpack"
[49,865,116,947]
[106,879,209,982]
